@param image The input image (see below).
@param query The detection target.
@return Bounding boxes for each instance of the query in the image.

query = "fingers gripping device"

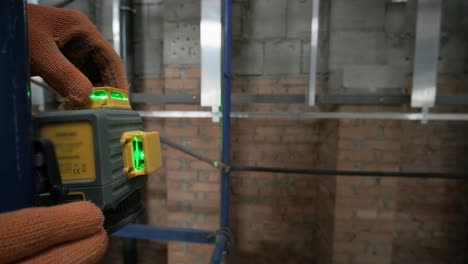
[34,87,162,232]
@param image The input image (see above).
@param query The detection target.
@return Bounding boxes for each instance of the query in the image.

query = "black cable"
[54,0,76,8]
[229,165,468,180]
[160,136,220,168]
[159,136,468,180]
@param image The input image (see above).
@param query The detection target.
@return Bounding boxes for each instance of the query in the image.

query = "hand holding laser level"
[0,4,162,264]
[27,4,128,106]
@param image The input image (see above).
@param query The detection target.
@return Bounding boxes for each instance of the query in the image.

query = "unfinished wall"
[394,121,468,264]
[51,0,468,263]
[135,1,218,263]
[128,0,468,263]
[331,119,400,264]
[228,0,327,262]
[325,0,468,263]
[316,120,338,264]
[229,118,320,263]
[328,117,468,264]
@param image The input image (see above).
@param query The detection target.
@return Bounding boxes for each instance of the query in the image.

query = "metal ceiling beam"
[131,93,468,106]
[138,111,468,121]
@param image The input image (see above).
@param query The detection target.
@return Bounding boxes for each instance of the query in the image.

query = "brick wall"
[332,119,401,264]
[327,117,468,264]
[148,67,220,264]
[228,118,319,263]
[394,122,468,264]
[316,120,338,264]
[93,0,468,263]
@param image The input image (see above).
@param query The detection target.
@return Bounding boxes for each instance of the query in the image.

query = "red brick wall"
[164,117,219,264]
[330,118,468,264]
[332,119,400,264]
[227,75,325,263]
[105,66,220,264]
[104,70,468,264]
[135,72,326,263]
[394,122,468,264]
[102,239,167,264]
[316,120,338,264]
[154,67,219,264]
[228,119,319,263]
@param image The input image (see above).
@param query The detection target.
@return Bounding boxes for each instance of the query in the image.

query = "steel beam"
[139,111,468,121]
[411,0,442,107]
[0,0,34,212]
[200,0,222,108]
[317,94,409,105]
[112,0,121,55]
[308,0,320,106]
[120,0,134,83]
[131,93,200,104]
[131,93,468,106]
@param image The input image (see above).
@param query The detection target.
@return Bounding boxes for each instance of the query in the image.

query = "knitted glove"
[0,202,107,264]
[27,4,128,106]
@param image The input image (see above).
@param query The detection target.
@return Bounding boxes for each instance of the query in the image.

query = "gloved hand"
[0,4,128,263]
[28,4,128,106]
[0,202,107,264]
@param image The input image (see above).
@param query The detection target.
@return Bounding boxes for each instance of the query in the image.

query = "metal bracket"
[420,107,429,124]
[201,0,222,112]
[211,106,221,123]
[411,0,442,108]
[308,0,320,106]
[112,0,121,55]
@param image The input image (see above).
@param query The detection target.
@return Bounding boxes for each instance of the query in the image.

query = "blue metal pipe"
[115,1,234,260]
[113,224,215,244]
[212,1,233,262]
[209,234,228,264]
[0,0,34,213]
[220,0,232,229]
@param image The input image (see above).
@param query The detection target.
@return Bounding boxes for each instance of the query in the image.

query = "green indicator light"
[110,91,128,101]
[89,90,108,100]
[132,137,145,170]
[27,89,31,98]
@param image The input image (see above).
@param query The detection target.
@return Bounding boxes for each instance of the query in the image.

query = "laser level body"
[34,87,161,231]
[36,108,146,209]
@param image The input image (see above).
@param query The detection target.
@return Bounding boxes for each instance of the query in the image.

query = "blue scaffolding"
[3,1,467,263]
[114,1,233,261]
[1,0,232,263]
[0,0,35,213]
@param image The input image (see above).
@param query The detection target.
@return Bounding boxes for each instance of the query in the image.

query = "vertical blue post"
[209,234,228,264]
[220,0,232,228]
[0,0,34,212]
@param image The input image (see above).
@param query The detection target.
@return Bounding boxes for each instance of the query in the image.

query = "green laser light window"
[132,137,145,170]
[90,90,108,100]
[111,91,128,101]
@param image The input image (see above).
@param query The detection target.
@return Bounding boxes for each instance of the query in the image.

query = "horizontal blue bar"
[113,224,215,244]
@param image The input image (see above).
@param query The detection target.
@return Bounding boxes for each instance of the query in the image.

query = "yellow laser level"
[34,87,161,232]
